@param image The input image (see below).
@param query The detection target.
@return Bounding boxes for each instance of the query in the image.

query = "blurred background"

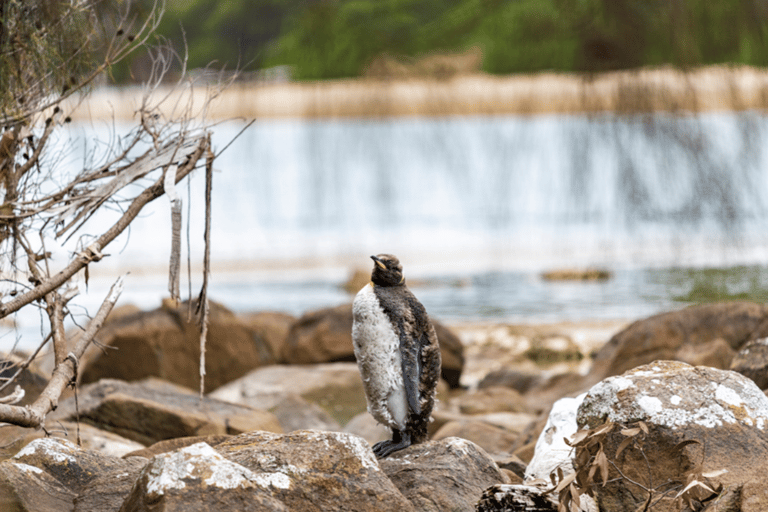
[13,0,768,344]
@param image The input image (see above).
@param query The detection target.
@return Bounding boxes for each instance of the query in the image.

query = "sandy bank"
[68,65,768,121]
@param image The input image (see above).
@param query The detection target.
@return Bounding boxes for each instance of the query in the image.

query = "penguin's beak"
[370,255,386,270]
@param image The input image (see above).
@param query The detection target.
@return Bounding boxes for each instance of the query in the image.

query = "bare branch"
[0,134,209,320]
[0,276,123,428]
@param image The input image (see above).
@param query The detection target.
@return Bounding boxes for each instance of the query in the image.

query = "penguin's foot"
[372,429,412,459]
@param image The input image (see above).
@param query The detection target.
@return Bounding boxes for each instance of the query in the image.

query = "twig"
[0,332,51,394]
[0,276,124,428]
[197,140,213,402]
[0,134,209,320]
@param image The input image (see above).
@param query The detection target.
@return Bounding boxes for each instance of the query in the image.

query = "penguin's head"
[370,254,404,287]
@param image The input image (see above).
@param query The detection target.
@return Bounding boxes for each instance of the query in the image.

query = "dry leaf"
[637,421,649,434]
[592,421,615,437]
[701,469,728,479]
[555,471,578,493]
[676,479,715,499]
[569,483,580,509]
[615,435,634,459]
[594,449,610,486]
[568,429,590,447]
[620,427,641,436]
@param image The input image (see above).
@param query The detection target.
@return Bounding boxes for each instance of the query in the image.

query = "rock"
[0,459,76,512]
[342,411,390,445]
[492,453,528,480]
[378,437,506,512]
[0,355,48,407]
[122,435,233,459]
[541,268,611,281]
[451,386,531,415]
[592,301,768,379]
[209,363,367,426]
[524,393,585,483]
[523,371,591,414]
[432,321,465,388]
[50,378,281,446]
[280,303,465,388]
[731,336,768,389]
[269,394,341,432]
[343,268,370,294]
[118,442,289,512]
[524,334,583,366]
[0,420,142,462]
[61,422,145,458]
[577,360,768,512]
[238,311,295,364]
[478,369,542,394]
[79,299,276,392]
[216,430,415,512]
[281,303,355,364]
[0,437,144,512]
[432,420,519,456]
[476,484,559,511]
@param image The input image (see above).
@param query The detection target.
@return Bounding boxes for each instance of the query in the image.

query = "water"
[4,111,768,351]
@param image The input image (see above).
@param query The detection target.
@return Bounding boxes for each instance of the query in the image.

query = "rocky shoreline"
[3,299,768,510]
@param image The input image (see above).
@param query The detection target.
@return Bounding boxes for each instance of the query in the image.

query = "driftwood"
[476,485,559,512]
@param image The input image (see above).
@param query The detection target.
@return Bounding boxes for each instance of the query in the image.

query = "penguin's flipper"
[398,324,422,416]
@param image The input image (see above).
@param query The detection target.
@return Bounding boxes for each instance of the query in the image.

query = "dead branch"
[0,276,123,428]
[0,133,208,320]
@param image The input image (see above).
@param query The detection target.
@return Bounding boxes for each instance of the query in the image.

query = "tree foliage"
[148,0,768,80]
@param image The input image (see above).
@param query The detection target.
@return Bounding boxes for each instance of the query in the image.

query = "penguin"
[352,254,441,458]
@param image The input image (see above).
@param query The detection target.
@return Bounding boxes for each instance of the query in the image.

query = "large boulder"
[377,437,507,512]
[209,363,367,427]
[730,336,768,389]
[280,303,465,388]
[0,437,145,512]
[119,442,289,512]
[577,360,768,512]
[215,430,415,512]
[237,311,296,364]
[78,299,276,392]
[592,301,768,379]
[49,378,282,446]
[432,420,520,457]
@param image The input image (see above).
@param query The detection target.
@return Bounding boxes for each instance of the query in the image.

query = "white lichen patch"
[715,384,744,407]
[638,396,663,416]
[298,430,379,471]
[446,437,474,453]
[13,462,43,475]
[332,432,378,470]
[580,363,768,430]
[14,437,78,464]
[145,442,291,496]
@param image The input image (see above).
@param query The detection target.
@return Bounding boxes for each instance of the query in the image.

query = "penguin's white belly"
[352,284,408,430]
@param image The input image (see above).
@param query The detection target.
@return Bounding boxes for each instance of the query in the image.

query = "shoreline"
[68,64,768,121]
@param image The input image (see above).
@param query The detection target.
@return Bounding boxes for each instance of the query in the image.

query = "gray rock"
[216,430,415,512]
[378,437,506,512]
[209,363,367,426]
[730,336,768,389]
[578,360,768,512]
[50,378,282,446]
[0,437,144,512]
[119,441,288,512]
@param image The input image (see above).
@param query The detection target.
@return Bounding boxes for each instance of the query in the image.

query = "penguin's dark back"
[372,284,431,334]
